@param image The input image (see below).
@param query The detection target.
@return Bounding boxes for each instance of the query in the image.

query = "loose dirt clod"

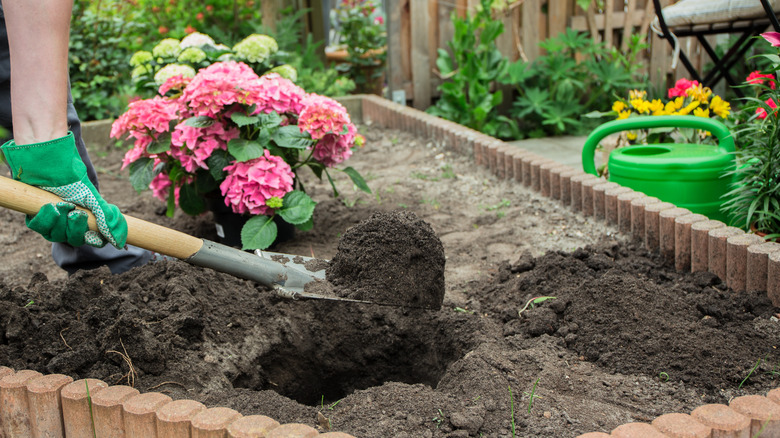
[326,210,446,310]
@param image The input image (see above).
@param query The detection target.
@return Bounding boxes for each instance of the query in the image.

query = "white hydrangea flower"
[232,34,278,63]
[180,32,216,49]
[129,50,153,67]
[153,63,196,85]
[268,64,297,82]
[177,47,207,64]
[131,65,152,79]
[152,38,182,59]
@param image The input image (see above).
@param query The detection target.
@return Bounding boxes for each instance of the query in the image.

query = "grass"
[740,356,765,389]
[517,296,557,317]
[85,380,97,438]
[481,199,511,218]
[432,409,445,428]
[508,385,516,437]
[524,378,541,414]
[419,198,441,209]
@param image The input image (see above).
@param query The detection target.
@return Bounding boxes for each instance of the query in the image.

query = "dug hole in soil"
[0,123,778,437]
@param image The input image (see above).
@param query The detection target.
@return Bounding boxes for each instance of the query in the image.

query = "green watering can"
[582,115,735,222]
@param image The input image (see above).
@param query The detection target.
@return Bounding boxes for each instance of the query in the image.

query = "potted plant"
[721,32,780,240]
[327,0,387,95]
[111,61,370,250]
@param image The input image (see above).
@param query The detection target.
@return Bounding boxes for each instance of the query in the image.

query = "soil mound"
[326,210,446,310]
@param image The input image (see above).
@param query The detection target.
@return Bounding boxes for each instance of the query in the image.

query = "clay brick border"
[9,94,776,438]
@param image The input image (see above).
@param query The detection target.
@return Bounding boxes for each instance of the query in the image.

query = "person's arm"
[0,0,127,249]
[3,0,72,145]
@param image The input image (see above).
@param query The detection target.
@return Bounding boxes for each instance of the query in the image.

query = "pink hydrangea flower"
[746,71,777,89]
[220,149,295,215]
[251,73,307,115]
[312,133,354,168]
[111,96,181,141]
[298,93,354,140]
[667,78,699,98]
[170,121,240,172]
[159,74,193,95]
[180,61,262,117]
[756,98,778,119]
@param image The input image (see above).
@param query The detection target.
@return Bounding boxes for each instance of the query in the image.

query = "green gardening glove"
[2,133,127,248]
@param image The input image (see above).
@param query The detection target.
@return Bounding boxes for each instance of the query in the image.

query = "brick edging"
[0,367,349,437]
[358,94,780,438]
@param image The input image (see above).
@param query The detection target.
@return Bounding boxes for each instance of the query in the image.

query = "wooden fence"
[384,0,723,109]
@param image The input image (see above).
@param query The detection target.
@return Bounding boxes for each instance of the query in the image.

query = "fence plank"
[621,0,636,51]
[548,0,570,39]
[604,0,614,47]
[650,0,672,89]
[411,0,431,108]
[522,0,542,60]
[387,0,405,101]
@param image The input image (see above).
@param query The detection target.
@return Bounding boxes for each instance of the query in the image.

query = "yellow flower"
[686,84,712,103]
[629,89,647,100]
[612,101,626,113]
[630,98,651,114]
[617,110,631,120]
[693,107,710,118]
[709,95,731,118]
[677,100,700,116]
[626,131,638,141]
[648,99,664,113]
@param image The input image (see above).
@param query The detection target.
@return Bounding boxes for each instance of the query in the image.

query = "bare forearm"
[4,0,73,145]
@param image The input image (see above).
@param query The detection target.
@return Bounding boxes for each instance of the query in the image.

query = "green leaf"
[273,125,314,149]
[228,138,264,162]
[128,158,156,193]
[258,111,283,130]
[206,149,231,181]
[184,115,215,128]
[278,190,316,225]
[230,112,260,127]
[166,185,176,217]
[147,132,171,154]
[178,183,207,215]
[295,217,314,232]
[241,215,277,250]
[341,166,372,194]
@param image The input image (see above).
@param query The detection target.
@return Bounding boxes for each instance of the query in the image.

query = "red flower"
[667,78,699,98]
[746,71,776,89]
[206,4,214,11]
[158,25,169,35]
[196,12,204,20]
[756,98,778,119]
[152,6,160,12]
[185,25,197,34]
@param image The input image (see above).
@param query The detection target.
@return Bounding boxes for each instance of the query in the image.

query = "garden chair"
[651,0,780,96]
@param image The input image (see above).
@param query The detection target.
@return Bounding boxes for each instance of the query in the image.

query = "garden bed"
[0,107,779,437]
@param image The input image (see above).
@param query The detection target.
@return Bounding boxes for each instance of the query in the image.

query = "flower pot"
[208,198,295,249]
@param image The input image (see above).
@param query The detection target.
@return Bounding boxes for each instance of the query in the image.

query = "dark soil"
[0,123,778,438]
[327,210,446,310]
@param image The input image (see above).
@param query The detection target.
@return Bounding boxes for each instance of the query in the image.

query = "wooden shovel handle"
[0,175,204,260]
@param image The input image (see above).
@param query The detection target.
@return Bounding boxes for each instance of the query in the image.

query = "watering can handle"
[581,115,735,176]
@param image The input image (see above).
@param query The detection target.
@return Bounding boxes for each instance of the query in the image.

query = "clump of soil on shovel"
[326,210,446,310]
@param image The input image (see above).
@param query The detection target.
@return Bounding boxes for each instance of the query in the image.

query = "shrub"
[69,0,146,120]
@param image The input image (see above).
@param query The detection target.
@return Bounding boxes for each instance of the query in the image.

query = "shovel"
[0,175,383,305]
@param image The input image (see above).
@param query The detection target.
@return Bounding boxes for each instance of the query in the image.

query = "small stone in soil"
[323,210,446,310]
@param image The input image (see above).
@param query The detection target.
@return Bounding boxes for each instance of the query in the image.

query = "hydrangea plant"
[111,61,370,250]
